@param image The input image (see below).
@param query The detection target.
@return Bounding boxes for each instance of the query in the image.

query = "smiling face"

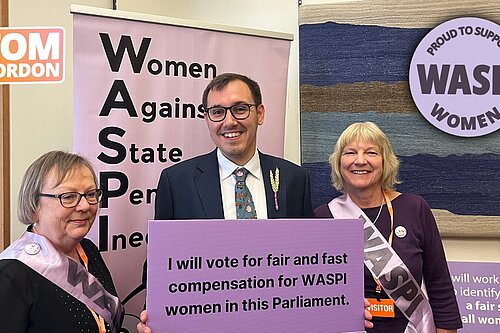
[33,165,98,255]
[205,79,265,165]
[340,140,383,195]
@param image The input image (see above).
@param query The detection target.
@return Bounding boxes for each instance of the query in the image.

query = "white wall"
[9,0,300,240]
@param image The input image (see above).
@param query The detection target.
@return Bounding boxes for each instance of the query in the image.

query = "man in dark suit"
[154,72,313,220]
[154,150,312,219]
[137,73,373,332]
[137,73,313,333]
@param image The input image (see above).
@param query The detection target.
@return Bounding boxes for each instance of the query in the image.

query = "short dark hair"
[202,73,262,110]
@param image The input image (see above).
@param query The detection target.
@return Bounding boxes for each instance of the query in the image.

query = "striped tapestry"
[299,0,500,237]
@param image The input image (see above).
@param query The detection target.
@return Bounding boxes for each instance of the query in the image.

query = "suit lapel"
[260,153,286,219]
[193,150,224,219]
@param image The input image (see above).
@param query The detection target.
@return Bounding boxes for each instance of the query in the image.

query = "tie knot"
[233,168,249,183]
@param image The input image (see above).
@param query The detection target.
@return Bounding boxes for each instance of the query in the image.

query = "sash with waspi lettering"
[328,193,435,333]
[0,232,124,333]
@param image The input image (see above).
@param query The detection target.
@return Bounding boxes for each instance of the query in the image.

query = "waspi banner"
[72,5,291,326]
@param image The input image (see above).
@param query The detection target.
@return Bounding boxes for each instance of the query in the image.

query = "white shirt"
[217,149,268,219]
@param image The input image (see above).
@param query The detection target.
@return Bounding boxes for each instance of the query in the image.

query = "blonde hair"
[329,122,400,192]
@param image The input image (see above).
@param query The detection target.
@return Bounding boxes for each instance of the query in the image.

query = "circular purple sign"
[409,17,500,137]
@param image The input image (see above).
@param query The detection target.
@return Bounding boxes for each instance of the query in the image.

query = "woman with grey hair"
[315,122,461,333]
[0,151,123,333]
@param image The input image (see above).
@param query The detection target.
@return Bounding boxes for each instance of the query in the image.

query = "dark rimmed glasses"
[38,189,103,208]
[205,103,258,122]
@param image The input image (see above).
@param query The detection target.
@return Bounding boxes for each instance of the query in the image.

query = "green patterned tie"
[233,168,257,219]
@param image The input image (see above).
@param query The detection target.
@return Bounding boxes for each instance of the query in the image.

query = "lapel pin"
[269,167,280,211]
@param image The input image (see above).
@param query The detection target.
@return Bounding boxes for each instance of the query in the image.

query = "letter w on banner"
[72,6,291,330]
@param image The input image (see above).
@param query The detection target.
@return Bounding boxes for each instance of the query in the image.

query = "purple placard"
[448,261,500,332]
[147,219,364,332]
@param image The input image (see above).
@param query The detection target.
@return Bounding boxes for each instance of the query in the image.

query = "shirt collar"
[217,148,261,181]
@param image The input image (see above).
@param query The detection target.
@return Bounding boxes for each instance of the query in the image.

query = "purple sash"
[328,194,435,333]
[0,232,124,333]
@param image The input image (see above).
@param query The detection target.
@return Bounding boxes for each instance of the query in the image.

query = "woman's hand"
[136,310,151,333]
[364,298,374,329]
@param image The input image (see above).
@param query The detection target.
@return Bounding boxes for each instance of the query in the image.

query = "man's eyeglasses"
[38,189,103,208]
[205,103,257,122]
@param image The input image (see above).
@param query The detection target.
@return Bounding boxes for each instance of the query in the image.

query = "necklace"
[372,196,384,224]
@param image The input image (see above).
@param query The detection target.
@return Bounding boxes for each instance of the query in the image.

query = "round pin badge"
[24,242,41,255]
[395,226,407,238]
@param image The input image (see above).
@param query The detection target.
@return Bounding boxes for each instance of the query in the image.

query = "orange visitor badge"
[367,298,396,318]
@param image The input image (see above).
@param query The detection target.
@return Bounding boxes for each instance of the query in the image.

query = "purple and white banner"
[72,7,291,325]
[147,218,364,332]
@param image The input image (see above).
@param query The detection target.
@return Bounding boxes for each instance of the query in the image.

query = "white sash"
[328,194,435,333]
[0,232,124,333]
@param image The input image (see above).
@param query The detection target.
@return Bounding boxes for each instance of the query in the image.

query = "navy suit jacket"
[141,150,314,294]
[154,149,314,220]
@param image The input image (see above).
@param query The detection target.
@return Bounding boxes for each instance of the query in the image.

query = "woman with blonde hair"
[315,122,461,332]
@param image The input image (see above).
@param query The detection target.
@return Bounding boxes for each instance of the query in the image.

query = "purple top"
[315,193,462,332]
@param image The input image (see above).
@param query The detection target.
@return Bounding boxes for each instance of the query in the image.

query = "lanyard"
[76,243,107,333]
[329,193,436,329]
[374,190,394,300]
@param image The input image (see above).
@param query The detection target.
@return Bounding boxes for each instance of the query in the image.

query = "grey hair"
[17,151,98,225]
